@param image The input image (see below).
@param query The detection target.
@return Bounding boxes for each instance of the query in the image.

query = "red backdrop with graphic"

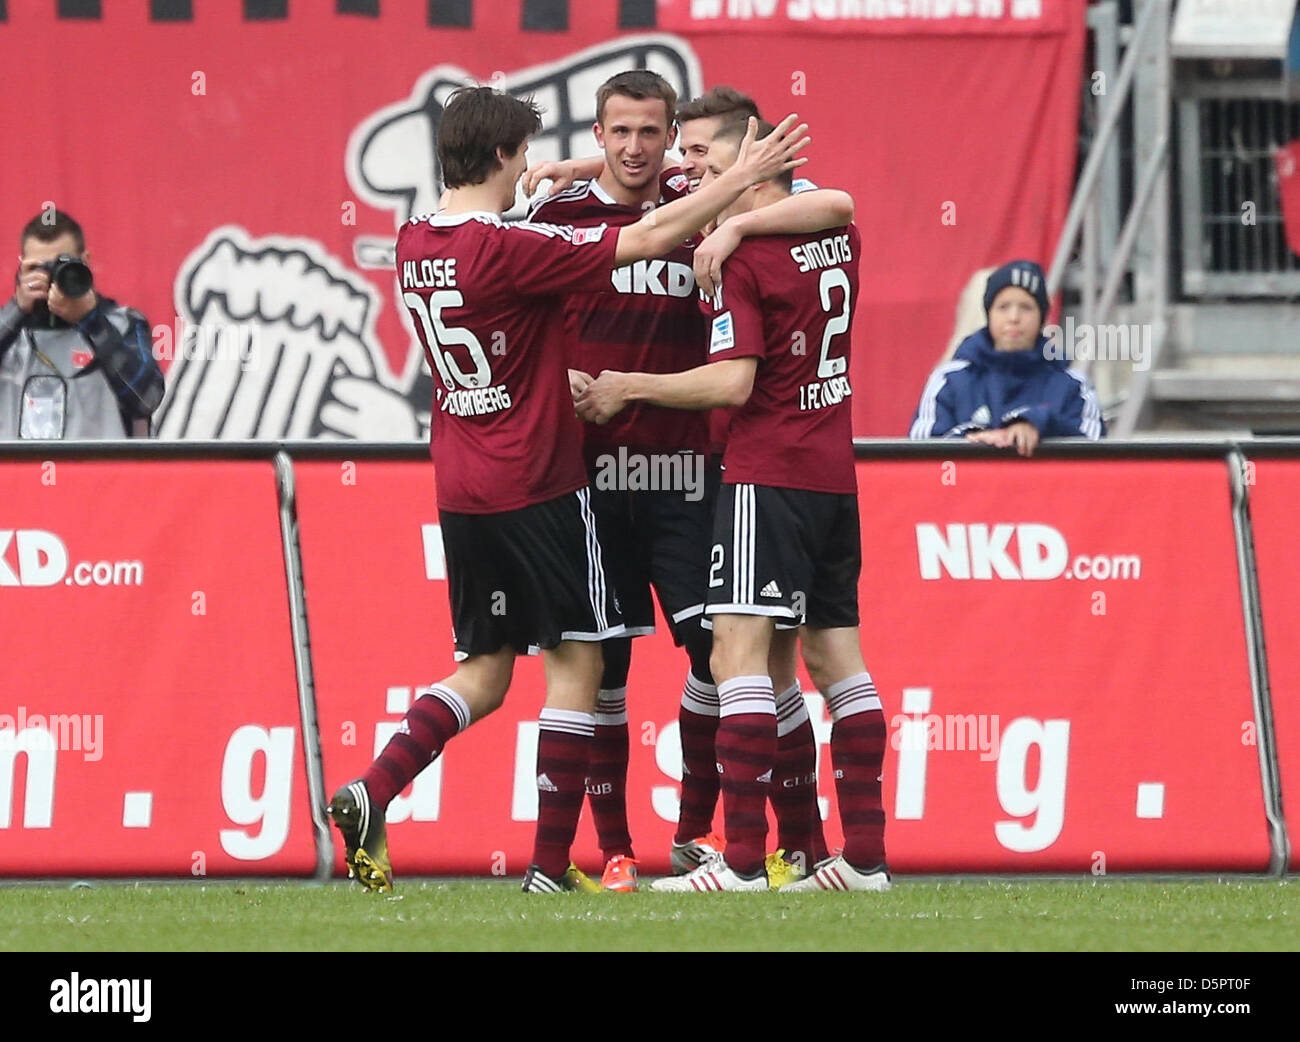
[294,455,1270,877]
[0,0,1085,438]
[0,460,315,876]
[1241,456,1300,870]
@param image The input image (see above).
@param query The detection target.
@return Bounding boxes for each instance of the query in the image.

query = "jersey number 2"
[817,268,851,380]
[405,290,492,390]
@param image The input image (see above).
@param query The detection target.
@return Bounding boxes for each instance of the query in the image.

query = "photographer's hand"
[14,258,50,313]
[46,282,97,325]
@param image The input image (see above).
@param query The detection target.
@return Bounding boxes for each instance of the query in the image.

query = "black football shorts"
[705,482,860,630]
[586,454,715,645]
[440,487,625,660]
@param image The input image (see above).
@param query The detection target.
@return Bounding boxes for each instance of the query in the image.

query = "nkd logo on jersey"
[915,523,1142,581]
[610,257,694,297]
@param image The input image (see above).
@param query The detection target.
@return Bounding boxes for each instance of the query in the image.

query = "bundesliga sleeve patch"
[666,172,688,193]
[571,223,608,245]
[710,312,735,354]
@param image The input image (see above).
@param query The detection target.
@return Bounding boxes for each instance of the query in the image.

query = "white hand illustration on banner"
[156,228,427,441]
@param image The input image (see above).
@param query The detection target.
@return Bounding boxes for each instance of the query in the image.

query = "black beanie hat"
[983,260,1049,324]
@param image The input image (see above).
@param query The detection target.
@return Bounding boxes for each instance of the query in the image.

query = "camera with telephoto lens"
[36,254,93,298]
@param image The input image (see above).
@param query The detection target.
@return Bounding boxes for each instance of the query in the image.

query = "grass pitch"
[0,877,1294,952]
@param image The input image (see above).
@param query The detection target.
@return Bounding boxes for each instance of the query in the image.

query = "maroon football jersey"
[396,210,618,514]
[705,177,820,457]
[530,171,708,459]
[699,224,860,494]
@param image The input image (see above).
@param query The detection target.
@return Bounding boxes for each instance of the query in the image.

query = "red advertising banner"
[656,0,1072,35]
[0,0,1085,438]
[1240,457,1300,869]
[296,455,1269,878]
[856,457,1267,872]
[0,461,315,877]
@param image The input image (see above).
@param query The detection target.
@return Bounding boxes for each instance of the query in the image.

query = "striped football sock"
[588,687,633,860]
[716,675,776,878]
[531,707,595,879]
[771,680,829,868]
[826,672,888,869]
[363,683,469,808]
[675,670,721,843]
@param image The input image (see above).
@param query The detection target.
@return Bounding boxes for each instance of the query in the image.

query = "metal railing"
[1047,0,1173,437]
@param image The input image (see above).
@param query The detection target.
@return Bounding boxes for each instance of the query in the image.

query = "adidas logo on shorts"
[760,580,782,598]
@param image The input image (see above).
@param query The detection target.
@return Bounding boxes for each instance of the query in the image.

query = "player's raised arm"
[739,187,853,234]
[695,188,855,294]
[613,115,809,267]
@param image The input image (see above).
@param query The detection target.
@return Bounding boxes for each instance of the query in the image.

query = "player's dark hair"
[676,85,761,125]
[596,70,677,127]
[713,117,793,193]
[20,209,85,253]
[437,86,543,189]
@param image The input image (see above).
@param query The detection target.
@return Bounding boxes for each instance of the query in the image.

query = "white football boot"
[781,855,892,893]
[652,852,770,893]
[668,833,726,875]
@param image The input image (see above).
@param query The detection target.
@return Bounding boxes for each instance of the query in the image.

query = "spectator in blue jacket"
[909,260,1104,456]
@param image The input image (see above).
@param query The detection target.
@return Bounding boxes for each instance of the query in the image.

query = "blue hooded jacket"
[909,327,1104,440]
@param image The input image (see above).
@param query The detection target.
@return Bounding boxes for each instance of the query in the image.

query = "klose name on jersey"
[402,257,458,288]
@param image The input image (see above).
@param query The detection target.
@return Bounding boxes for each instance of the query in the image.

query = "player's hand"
[47,284,97,325]
[733,114,810,188]
[1005,420,1040,458]
[523,160,577,199]
[568,368,594,402]
[694,222,743,297]
[576,370,631,425]
[14,258,51,313]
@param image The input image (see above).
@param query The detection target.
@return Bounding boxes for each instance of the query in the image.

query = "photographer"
[0,211,163,439]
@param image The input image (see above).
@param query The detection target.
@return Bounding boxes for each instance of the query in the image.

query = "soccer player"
[676,90,838,885]
[525,77,850,888]
[325,86,808,895]
[577,118,890,893]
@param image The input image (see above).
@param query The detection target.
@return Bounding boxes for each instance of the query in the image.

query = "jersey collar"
[589,180,618,206]
[589,178,666,210]
[427,210,504,226]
